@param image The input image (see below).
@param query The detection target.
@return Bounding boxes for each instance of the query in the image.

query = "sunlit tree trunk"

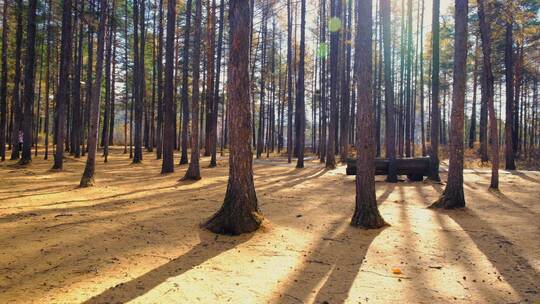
[431,0,468,209]
[80,0,108,187]
[351,0,387,229]
[204,0,262,235]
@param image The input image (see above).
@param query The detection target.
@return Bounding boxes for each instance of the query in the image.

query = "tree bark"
[180,0,193,165]
[478,0,499,189]
[20,0,38,165]
[504,20,516,170]
[80,0,109,187]
[10,0,23,160]
[161,0,176,173]
[381,0,397,183]
[430,0,468,209]
[182,0,202,180]
[295,0,306,168]
[351,0,387,229]
[0,0,8,161]
[428,0,441,181]
[204,0,262,235]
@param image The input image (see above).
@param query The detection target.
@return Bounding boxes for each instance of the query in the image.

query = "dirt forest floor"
[1,147,539,304]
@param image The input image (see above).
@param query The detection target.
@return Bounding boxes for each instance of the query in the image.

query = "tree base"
[16,158,31,166]
[429,189,465,209]
[181,174,201,181]
[80,176,95,188]
[203,208,263,236]
[351,211,388,229]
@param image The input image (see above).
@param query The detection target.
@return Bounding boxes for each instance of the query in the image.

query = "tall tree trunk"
[20,0,38,164]
[478,0,498,189]
[103,0,116,163]
[428,0,441,181]
[10,0,23,160]
[155,0,164,159]
[44,0,53,160]
[182,0,202,180]
[326,0,341,169]
[504,20,516,170]
[469,39,479,149]
[211,0,225,167]
[180,0,193,165]
[132,0,143,163]
[161,0,176,173]
[430,0,468,209]
[339,0,352,163]
[295,0,306,168]
[351,0,387,229]
[286,0,293,163]
[71,0,84,158]
[381,0,397,182]
[0,0,8,161]
[204,0,262,235]
[80,0,108,187]
[52,0,72,170]
[319,0,327,163]
[204,0,216,158]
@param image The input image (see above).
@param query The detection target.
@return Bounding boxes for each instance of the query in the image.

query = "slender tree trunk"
[182,0,202,180]
[10,0,23,160]
[295,0,306,168]
[204,0,262,235]
[478,0,498,189]
[180,0,193,165]
[52,0,72,170]
[204,0,216,158]
[19,0,38,165]
[431,0,468,209]
[381,0,397,182]
[319,0,327,163]
[469,39,479,149]
[211,0,225,167]
[428,0,441,181]
[161,0,176,173]
[326,0,341,169]
[0,0,8,161]
[80,0,108,187]
[504,20,516,170]
[103,0,116,162]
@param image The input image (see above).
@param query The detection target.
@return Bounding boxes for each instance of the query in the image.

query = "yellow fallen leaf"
[392,268,402,275]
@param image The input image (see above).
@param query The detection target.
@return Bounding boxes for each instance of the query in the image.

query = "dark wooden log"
[346,157,431,181]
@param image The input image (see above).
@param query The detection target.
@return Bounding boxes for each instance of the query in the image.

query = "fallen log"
[346,157,431,181]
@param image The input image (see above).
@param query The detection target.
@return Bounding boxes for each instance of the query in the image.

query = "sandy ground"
[0,147,539,304]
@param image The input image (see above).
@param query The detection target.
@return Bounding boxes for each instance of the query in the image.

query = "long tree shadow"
[83,230,253,304]
[274,221,386,304]
[444,208,540,301]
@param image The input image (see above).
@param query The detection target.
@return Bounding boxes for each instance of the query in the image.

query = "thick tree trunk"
[430,0,468,209]
[351,0,386,229]
[182,0,202,180]
[80,0,108,187]
[204,0,262,235]
[161,0,176,173]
